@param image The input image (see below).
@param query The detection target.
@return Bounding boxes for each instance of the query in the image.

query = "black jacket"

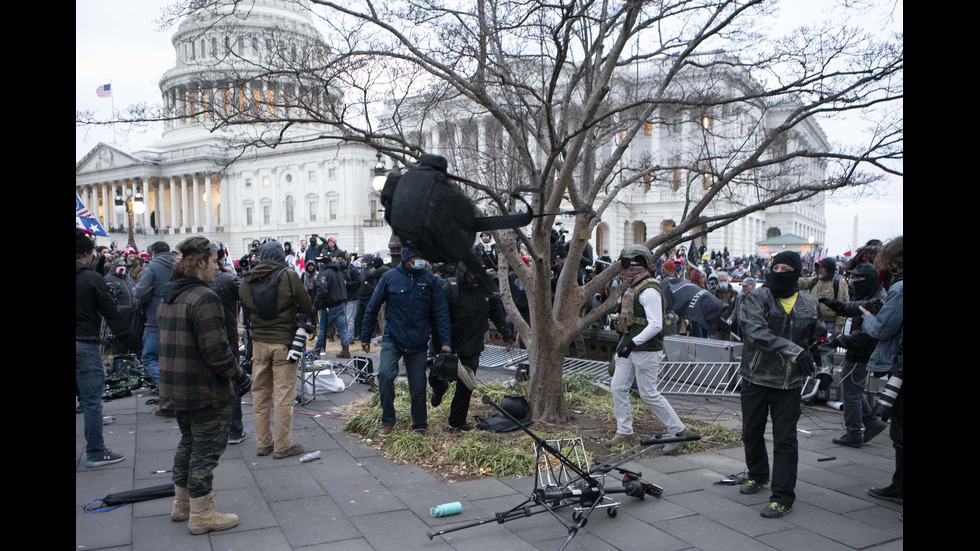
[433,266,513,357]
[314,262,347,310]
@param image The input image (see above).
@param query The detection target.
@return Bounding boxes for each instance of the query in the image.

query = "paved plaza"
[76,358,903,550]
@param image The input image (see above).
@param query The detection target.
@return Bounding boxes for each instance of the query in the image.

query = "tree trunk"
[527,331,571,424]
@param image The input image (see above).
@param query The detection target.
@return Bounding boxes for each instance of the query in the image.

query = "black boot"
[832,432,863,448]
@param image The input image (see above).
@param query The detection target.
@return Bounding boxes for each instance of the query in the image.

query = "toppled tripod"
[426,395,701,550]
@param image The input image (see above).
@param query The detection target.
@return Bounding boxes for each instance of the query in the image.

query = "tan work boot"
[171,485,190,522]
[188,491,238,535]
[337,346,351,359]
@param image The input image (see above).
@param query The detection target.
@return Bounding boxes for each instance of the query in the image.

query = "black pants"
[740,381,801,507]
[889,384,903,491]
[428,352,479,428]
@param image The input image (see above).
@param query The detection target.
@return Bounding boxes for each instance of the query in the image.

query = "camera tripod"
[426,395,701,550]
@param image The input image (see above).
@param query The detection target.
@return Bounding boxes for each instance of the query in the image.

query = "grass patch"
[445,431,536,477]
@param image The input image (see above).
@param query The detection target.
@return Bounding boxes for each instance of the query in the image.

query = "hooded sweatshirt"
[240,242,313,345]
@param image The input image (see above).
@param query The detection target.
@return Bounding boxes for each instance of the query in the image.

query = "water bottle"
[103,416,116,425]
[299,450,321,463]
[430,501,462,517]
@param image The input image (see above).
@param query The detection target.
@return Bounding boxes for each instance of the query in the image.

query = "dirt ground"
[339,386,739,484]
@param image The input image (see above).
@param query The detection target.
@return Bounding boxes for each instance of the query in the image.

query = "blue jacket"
[863,278,903,374]
[360,264,451,353]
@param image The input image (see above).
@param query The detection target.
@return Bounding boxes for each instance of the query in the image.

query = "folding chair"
[297,350,342,405]
[334,356,377,390]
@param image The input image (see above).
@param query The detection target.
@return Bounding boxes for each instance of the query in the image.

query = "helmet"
[619,244,653,268]
[499,394,530,420]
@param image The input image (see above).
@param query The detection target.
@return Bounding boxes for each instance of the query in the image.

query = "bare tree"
[77,0,903,424]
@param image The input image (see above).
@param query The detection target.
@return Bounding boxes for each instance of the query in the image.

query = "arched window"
[284,195,295,223]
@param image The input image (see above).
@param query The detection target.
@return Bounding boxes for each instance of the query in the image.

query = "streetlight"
[114,184,145,249]
[372,152,388,191]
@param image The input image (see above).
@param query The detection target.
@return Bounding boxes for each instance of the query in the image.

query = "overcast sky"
[76,0,903,256]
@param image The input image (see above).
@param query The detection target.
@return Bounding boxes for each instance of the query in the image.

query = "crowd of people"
[78,226,902,531]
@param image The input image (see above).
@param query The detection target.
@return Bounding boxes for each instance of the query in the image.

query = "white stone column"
[204,173,214,230]
[193,173,202,231]
[180,175,190,232]
[168,177,177,231]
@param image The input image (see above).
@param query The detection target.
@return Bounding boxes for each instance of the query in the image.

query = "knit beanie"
[772,251,803,273]
[76,228,95,254]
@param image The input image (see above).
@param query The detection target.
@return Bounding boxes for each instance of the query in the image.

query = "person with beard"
[798,257,849,335]
[817,263,889,448]
[860,237,903,508]
[429,264,515,432]
[604,245,690,453]
[736,250,824,519]
[157,237,251,534]
[239,241,312,459]
[300,260,318,305]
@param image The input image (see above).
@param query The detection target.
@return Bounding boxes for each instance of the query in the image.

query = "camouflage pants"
[173,402,232,499]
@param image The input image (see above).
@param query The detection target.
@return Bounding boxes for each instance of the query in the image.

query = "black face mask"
[766,270,799,298]
[853,279,877,299]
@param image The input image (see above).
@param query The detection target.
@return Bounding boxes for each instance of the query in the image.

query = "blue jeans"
[141,329,161,385]
[315,308,350,348]
[345,301,357,343]
[377,341,428,430]
[76,342,106,459]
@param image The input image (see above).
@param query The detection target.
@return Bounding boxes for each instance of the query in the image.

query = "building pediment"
[76,143,154,176]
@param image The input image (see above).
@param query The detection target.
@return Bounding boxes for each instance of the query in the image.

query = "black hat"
[846,263,878,279]
[76,228,95,254]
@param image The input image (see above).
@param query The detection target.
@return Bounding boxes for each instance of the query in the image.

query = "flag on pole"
[76,194,110,237]
[96,83,112,98]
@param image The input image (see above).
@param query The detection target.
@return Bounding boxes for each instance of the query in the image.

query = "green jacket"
[738,287,824,389]
[240,260,313,346]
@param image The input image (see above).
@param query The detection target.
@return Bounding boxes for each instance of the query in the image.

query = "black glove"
[235,372,253,395]
[794,351,816,378]
[818,297,845,314]
[617,339,637,358]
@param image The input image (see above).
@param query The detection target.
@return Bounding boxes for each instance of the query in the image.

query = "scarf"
[620,266,650,287]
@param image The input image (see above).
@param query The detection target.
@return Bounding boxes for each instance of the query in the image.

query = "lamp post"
[114,183,146,249]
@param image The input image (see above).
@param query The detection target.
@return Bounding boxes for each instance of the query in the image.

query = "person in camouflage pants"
[158,237,252,535]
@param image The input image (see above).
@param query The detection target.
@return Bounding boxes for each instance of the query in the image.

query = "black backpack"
[252,268,288,320]
[380,154,537,294]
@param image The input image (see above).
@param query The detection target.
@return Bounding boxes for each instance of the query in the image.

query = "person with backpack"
[239,241,312,460]
[798,257,849,335]
[429,264,515,432]
[312,251,350,357]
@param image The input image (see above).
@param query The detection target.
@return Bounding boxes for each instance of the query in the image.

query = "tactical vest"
[613,277,665,352]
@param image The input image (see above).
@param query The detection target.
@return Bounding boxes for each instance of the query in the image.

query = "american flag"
[96,83,112,98]
[76,194,110,237]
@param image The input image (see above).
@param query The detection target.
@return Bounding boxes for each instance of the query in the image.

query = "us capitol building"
[76,0,827,261]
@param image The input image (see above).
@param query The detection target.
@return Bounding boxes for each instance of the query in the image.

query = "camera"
[287,315,317,361]
[873,372,903,421]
